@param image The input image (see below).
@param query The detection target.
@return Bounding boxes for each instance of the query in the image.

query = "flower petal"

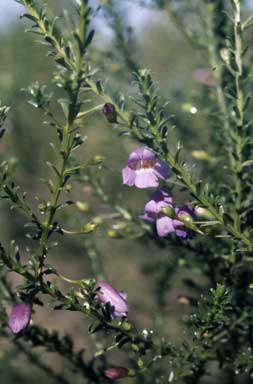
[135,169,159,188]
[141,147,156,161]
[127,148,143,163]
[154,160,171,180]
[156,216,175,237]
[122,166,135,186]
[139,213,156,223]
[173,219,189,239]
[144,199,159,216]
[145,188,173,215]
[127,147,156,168]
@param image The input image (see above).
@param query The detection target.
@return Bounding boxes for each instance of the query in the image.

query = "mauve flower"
[140,189,195,239]
[122,147,171,189]
[193,68,216,87]
[104,367,128,381]
[8,304,31,335]
[96,281,128,318]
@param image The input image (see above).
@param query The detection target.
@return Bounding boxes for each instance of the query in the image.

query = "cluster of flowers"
[7,122,196,381]
[122,147,195,239]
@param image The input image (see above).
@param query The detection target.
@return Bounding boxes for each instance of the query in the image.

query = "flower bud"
[8,304,31,335]
[103,103,117,123]
[107,229,121,238]
[220,47,230,65]
[82,222,97,233]
[96,281,128,318]
[76,201,90,212]
[92,216,104,225]
[161,206,175,218]
[191,150,211,162]
[180,211,193,224]
[195,207,214,220]
[104,367,128,381]
[177,295,190,306]
[90,155,105,165]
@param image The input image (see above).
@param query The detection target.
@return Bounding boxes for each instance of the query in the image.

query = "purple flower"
[96,281,128,318]
[8,304,31,335]
[104,367,128,381]
[122,147,171,189]
[140,189,195,239]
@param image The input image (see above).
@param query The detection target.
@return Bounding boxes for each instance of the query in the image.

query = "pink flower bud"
[96,281,128,318]
[104,367,128,381]
[8,304,31,335]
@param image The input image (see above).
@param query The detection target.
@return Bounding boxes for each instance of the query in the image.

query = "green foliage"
[0,0,253,383]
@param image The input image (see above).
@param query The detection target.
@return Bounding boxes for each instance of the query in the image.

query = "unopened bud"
[76,201,90,212]
[161,206,175,217]
[180,212,193,224]
[8,304,31,335]
[92,216,104,225]
[177,295,190,306]
[121,322,132,331]
[83,223,97,233]
[65,184,72,192]
[91,155,105,165]
[192,150,211,162]
[104,367,128,380]
[103,103,117,123]
[107,229,120,238]
[220,47,230,65]
[195,207,214,220]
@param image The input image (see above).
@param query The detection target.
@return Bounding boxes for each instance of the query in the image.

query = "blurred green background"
[0,1,252,383]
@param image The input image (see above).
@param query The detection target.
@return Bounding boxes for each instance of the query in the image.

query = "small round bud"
[177,295,190,306]
[107,229,120,238]
[191,150,211,161]
[92,155,105,165]
[76,201,90,212]
[65,184,72,192]
[82,223,97,233]
[92,216,104,225]
[121,322,132,331]
[103,103,117,123]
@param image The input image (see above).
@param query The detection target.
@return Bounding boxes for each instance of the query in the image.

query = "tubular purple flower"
[104,367,128,381]
[122,147,171,189]
[8,303,31,335]
[140,189,195,239]
[96,281,128,318]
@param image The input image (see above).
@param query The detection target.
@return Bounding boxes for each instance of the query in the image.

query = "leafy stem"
[21,0,92,275]
[232,0,244,233]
